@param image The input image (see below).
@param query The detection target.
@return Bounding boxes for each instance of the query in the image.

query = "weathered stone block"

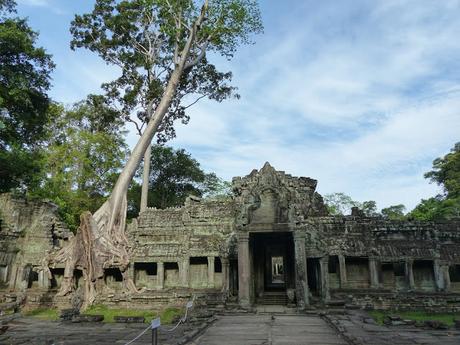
[114,316,145,323]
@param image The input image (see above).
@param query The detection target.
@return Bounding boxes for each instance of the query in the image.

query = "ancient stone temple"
[1,163,460,311]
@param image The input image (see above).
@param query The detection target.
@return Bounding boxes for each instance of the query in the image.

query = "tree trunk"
[140,143,151,213]
[44,7,206,309]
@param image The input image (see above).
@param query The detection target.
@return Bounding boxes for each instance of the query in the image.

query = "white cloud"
[18,0,50,6]
[17,0,66,14]
[167,0,460,211]
[28,0,460,212]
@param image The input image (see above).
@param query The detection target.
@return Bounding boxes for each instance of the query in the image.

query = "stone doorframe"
[237,229,311,310]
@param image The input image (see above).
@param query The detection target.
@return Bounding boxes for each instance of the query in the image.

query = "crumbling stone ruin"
[0,194,72,309]
[1,163,460,312]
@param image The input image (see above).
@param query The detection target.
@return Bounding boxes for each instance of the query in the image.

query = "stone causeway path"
[0,316,199,345]
[2,312,460,345]
[325,310,460,345]
[191,314,347,345]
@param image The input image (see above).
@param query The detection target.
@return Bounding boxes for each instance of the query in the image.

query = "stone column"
[207,256,215,288]
[181,258,189,287]
[8,264,18,289]
[157,262,164,289]
[293,232,309,309]
[38,270,49,289]
[443,265,451,292]
[319,256,330,302]
[369,258,380,289]
[405,259,415,290]
[221,257,230,296]
[338,255,347,288]
[238,233,251,308]
[128,263,135,283]
[433,259,444,291]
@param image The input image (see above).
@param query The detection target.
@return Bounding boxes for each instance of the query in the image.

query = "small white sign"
[151,318,161,329]
[186,301,193,309]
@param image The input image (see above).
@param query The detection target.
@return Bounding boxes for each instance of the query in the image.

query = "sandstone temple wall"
[0,194,72,306]
[0,163,460,312]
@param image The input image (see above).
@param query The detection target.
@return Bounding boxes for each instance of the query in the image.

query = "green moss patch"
[84,305,182,324]
[24,308,59,321]
[369,310,460,326]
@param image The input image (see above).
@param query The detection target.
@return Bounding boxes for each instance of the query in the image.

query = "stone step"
[257,293,288,306]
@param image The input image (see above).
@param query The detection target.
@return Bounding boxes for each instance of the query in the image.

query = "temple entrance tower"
[232,162,328,309]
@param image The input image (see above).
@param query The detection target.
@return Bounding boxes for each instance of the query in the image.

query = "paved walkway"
[326,311,460,345]
[0,317,198,345]
[5,312,457,345]
[192,314,347,345]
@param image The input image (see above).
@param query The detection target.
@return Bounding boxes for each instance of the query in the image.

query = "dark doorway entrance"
[307,258,321,297]
[229,259,239,297]
[251,232,295,305]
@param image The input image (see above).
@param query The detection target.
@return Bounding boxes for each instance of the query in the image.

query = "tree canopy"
[409,142,460,221]
[424,142,460,199]
[29,100,129,231]
[127,145,230,216]
[381,204,406,220]
[324,192,408,219]
[0,0,55,191]
[324,193,358,215]
[45,0,263,309]
[69,0,261,143]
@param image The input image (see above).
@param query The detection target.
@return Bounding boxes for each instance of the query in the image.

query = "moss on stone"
[369,310,460,326]
[84,305,182,324]
[25,308,59,321]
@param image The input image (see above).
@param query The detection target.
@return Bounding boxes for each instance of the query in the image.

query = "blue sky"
[15,0,460,211]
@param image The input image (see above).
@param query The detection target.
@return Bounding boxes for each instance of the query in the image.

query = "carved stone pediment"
[232,162,327,228]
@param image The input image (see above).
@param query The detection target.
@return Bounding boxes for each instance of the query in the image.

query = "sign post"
[151,318,161,345]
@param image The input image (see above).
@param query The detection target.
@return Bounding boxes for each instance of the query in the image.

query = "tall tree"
[324,193,379,217]
[71,1,242,213]
[30,99,128,231]
[0,0,55,191]
[127,145,228,217]
[48,0,262,309]
[424,142,460,198]
[409,143,460,221]
[361,200,378,217]
[381,204,406,220]
[324,193,361,215]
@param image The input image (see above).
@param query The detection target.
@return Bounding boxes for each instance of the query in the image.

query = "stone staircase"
[257,292,288,305]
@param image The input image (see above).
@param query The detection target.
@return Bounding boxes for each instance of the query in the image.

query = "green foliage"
[127,145,227,217]
[324,193,361,215]
[201,172,232,199]
[69,0,262,143]
[409,196,460,221]
[324,193,409,219]
[409,143,460,221]
[28,101,128,231]
[25,308,59,321]
[0,1,55,191]
[381,204,406,220]
[85,304,181,323]
[361,200,378,217]
[369,310,460,326]
[424,142,460,198]
[0,0,16,14]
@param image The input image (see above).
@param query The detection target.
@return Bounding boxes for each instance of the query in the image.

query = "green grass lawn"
[83,305,182,324]
[24,308,59,321]
[24,305,183,324]
[369,310,460,326]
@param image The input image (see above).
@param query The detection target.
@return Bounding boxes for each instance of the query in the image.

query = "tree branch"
[184,39,210,69]
[183,93,207,109]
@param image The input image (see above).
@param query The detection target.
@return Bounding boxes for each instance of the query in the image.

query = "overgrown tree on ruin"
[46,0,262,309]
